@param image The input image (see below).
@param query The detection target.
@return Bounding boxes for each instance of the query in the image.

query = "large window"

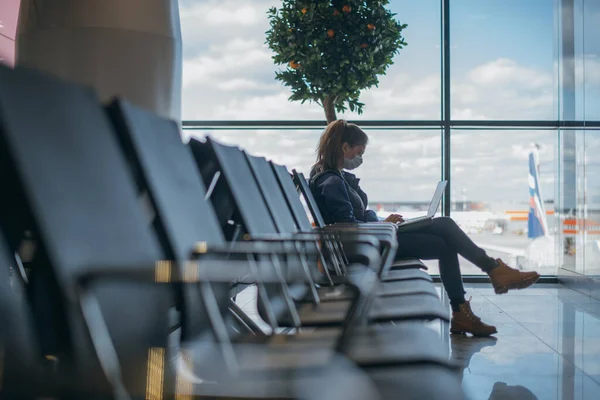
[180,1,600,279]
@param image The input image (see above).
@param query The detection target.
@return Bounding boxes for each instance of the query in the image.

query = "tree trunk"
[323,96,337,124]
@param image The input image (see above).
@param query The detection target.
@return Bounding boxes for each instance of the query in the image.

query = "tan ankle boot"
[488,259,540,294]
[451,299,497,337]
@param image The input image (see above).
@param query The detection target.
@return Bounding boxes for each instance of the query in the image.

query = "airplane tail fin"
[528,145,549,239]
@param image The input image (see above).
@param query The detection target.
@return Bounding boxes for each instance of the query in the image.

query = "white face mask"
[343,155,363,170]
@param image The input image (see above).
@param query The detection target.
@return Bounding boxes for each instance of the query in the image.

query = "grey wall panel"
[0,0,20,40]
[0,35,15,67]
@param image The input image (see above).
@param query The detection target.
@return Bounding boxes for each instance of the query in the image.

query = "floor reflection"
[451,335,539,399]
[442,283,600,400]
[489,382,538,400]
[450,335,498,380]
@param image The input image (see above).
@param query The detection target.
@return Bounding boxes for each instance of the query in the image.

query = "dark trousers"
[395,217,497,300]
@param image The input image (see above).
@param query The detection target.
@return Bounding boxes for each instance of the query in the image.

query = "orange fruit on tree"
[289,60,300,69]
[368,24,376,31]
[342,5,351,13]
[360,43,369,49]
[301,7,307,14]
[333,9,340,16]
[327,29,335,38]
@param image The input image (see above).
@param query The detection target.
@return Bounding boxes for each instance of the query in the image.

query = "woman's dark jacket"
[309,165,379,224]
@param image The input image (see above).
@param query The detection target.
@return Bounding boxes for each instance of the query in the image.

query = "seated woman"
[309,119,540,337]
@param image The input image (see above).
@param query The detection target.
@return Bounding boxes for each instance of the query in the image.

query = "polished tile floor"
[235,282,600,399]
[450,283,600,400]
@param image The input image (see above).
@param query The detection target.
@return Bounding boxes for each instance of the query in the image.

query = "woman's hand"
[384,214,404,224]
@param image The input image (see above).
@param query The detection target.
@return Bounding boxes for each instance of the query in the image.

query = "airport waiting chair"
[0,65,391,399]
[104,99,458,372]
[244,152,439,300]
[189,137,449,325]
[292,170,433,278]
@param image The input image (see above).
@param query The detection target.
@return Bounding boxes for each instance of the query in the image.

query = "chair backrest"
[189,137,309,322]
[106,98,233,339]
[244,154,299,234]
[0,228,41,395]
[187,138,247,241]
[107,99,227,253]
[191,137,279,236]
[270,162,316,232]
[0,64,170,397]
[293,170,327,227]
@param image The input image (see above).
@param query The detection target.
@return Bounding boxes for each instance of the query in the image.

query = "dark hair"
[316,119,368,170]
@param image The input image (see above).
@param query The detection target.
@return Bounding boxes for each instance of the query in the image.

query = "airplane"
[523,144,556,270]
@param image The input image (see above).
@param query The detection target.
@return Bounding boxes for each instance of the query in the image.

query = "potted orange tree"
[266,0,407,123]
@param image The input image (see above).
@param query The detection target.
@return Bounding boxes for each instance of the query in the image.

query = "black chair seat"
[390,257,428,270]
[382,268,433,282]
[377,278,439,297]
[371,293,449,322]
[311,278,438,301]
[250,324,456,369]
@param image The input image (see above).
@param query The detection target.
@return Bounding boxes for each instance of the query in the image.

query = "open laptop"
[397,180,447,227]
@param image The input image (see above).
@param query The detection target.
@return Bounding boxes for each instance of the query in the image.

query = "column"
[16,0,182,124]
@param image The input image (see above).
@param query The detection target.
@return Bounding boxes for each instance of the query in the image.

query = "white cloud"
[451,59,555,120]
[468,58,552,88]
[217,78,261,91]
[182,44,272,86]
[179,0,274,45]
[204,5,261,26]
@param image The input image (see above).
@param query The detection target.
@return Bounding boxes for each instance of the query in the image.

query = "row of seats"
[0,64,467,399]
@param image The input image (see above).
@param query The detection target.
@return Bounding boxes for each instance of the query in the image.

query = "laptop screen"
[426,181,448,217]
